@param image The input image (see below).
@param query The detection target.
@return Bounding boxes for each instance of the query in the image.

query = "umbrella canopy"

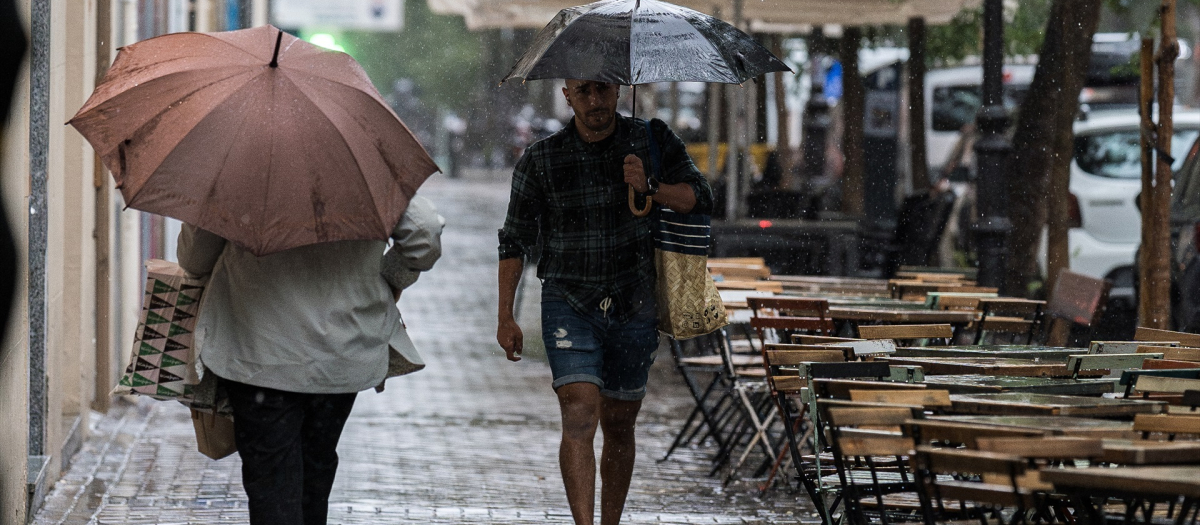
[503,0,790,85]
[69,25,438,256]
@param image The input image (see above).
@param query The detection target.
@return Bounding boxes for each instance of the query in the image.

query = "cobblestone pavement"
[33,175,818,524]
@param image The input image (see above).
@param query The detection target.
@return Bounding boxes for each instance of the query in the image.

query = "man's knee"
[558,383,601,438]
[599,399,641,434]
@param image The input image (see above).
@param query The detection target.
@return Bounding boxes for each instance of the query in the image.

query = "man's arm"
[496,148,542,362]
[624,154,696,213]
[652,119,714,215]
[497,257,524,361]
[382,196,446,299]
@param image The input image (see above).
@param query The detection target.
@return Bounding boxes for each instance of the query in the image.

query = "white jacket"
[177,196,445,394]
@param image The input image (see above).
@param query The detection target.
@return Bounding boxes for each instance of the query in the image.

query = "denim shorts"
[541,283,660,401]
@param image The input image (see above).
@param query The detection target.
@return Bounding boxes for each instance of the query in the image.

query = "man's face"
[563,80,619,134]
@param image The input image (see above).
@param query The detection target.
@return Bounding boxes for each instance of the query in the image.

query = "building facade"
[3,0,267,521]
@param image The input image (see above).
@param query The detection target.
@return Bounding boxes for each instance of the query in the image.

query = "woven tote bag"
[654,209,728,339]
[641,121,727,339]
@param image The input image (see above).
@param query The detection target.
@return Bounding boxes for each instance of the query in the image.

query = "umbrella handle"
[628,184,653,217]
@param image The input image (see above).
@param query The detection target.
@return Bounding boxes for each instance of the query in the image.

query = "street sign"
[272,0,404,31]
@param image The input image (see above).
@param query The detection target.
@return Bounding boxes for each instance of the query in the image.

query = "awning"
[429,0,979,30]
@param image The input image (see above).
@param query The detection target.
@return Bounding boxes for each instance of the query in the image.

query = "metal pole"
[706,7,721,199]
[801,27,829,180]
[907,17,929,192]
[971,0,1012,291]
[724,0,744,220]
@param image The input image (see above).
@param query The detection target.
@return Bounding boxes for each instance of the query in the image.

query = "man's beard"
[580,109,614,132]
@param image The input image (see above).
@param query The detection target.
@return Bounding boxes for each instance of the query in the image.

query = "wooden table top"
[921,374,1116,395]
[895,346,1083,360]
[827,307,978,324]
[946,392,1167,417]
[1099,439,1200,465]
[1040,466,1200,497]
[884,357,1105,378]
[928,415,1135,438]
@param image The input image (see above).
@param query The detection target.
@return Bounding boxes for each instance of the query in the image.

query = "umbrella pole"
[628,83,653,217]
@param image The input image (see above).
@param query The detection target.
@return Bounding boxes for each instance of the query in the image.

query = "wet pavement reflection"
[33,171,816,524]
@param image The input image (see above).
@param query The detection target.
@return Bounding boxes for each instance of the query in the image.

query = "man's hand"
[623,154,648,192]
[497,317,524,362]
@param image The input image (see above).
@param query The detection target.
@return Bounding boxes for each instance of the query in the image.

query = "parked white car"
[924,64,1036,173]
[1056,109,1200,300]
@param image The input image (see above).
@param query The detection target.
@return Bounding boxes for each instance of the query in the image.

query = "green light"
[308,33,345,52]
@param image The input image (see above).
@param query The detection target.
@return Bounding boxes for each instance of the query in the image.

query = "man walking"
[496,79,712,525]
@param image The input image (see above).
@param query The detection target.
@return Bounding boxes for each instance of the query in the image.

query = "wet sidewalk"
[32,176,815,524]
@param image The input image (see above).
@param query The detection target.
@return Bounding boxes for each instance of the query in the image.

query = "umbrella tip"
[269,29,283,68]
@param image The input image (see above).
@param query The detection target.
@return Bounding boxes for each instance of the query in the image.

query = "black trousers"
[222,378,358,525]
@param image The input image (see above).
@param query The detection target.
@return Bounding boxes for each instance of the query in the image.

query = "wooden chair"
[1090,340,1162,354]
[912,447,1040,525]
[792,334,863,345]
[714,279,784,293]
[898,265,978,281]
[1064,353,1162,380]
[930,294,982,311]
[1143,358,1200,370]
[1118,368,1200,398]
[747,297,835,348]
[1133,414,1200,440]
[797,361,923,523]
[1179,390,1200,415]
[825,405,925,525]
[975,437,1104,488]
[708,261,771,280]
[974,298,1045,345]
[889,280,951,300]
[1041,269,1111,347]
[1138,344,1200,363]
[975,436,1104,521]
[1136,326,1200,348]
[737,347,854,502]
[906,420,1046,449]
[710,256,767,266]
[1132,375,1200,402]
[858,324,954,346]
[662,331,744,462]
[848,389,952,410]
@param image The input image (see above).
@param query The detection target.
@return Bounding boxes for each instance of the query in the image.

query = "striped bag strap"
[644,120,661,179]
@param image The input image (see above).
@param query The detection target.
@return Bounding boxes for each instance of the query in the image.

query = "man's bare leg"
[599,397,642,525]
[558,382,602,525]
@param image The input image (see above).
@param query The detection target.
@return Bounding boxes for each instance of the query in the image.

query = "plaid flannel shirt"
[498,114,713,321]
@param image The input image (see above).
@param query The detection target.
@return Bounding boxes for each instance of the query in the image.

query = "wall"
[1,0,32,520]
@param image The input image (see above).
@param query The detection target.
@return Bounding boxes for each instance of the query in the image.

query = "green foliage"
[925,10,980,64]
[309,1,485,113]
[924,0,1052,65]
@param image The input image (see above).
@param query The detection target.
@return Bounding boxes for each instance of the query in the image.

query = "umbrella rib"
[277,73,386,235]
[116,68,263,200]
[89,66,255,159]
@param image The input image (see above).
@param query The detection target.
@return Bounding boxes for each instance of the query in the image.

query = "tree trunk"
[840,27,865,216]
[1003,0,1103,296]
[1147,0,1179,328]
[772,35,794,189]
[908,17,929,193]
[1139,39,1155,327]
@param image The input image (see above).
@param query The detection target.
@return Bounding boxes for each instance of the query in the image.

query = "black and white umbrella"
[502,0,790,86]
